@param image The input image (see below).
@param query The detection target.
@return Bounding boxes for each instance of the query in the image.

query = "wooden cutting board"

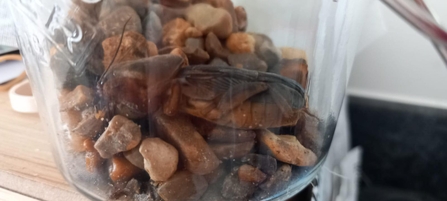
[0,91,87,201]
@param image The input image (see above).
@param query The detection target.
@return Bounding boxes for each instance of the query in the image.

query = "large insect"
[99,60,305,129]
[96,19,306,128]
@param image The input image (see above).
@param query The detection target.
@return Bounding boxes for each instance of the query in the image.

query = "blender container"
[8,0,369,200]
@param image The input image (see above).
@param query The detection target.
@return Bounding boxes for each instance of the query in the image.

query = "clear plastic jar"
[9,0,364,200]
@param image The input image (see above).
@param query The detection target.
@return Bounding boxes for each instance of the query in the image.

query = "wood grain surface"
[0,91,87,201]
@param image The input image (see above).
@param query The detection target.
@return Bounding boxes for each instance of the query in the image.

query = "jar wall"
[8,0,366,200]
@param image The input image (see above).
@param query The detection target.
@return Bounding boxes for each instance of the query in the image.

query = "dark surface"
[286,185,313,201]
[359,186,439,201]
[349,96,447,201]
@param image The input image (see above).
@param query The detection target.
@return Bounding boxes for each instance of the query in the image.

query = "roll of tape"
[8,80,38,113]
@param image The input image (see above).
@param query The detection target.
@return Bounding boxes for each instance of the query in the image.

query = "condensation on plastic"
[9,0,99,66]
